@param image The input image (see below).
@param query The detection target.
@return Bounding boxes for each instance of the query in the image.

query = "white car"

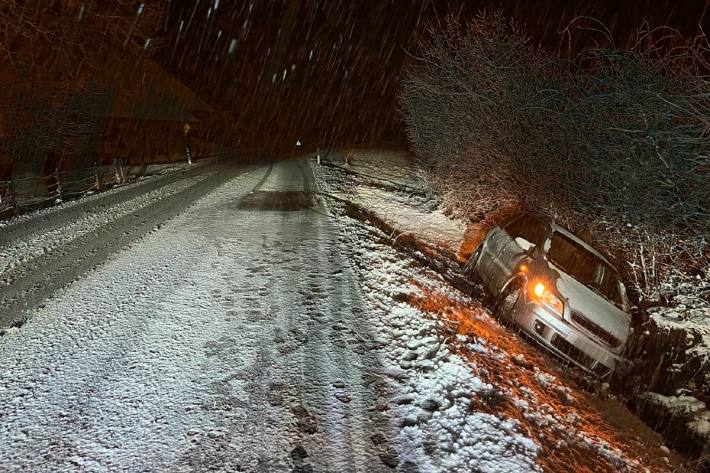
[464,212,631,377]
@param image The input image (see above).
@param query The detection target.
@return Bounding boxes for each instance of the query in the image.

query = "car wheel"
[495,280,522,325]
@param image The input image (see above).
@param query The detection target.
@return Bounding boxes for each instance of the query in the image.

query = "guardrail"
[0,152,234,219]
[0,152,226,219]
[0,160,128,217]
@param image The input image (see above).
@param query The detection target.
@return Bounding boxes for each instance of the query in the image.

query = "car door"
[477,224,512,290]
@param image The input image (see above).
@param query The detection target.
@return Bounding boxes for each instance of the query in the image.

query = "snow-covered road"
[0,160,400,471]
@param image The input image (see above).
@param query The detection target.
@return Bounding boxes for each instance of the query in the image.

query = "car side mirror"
[514,237,535,253]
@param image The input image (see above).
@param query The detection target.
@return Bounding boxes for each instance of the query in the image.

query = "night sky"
[161,0,710,151]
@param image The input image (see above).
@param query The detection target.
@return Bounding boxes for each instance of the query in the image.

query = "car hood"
[554,269,631,344]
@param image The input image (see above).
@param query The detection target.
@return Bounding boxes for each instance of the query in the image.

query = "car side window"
[503,215,547,248]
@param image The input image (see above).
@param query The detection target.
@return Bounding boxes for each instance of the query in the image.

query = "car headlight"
[531,281,564,315]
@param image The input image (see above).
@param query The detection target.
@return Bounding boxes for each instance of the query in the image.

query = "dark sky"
[161,0,709,151]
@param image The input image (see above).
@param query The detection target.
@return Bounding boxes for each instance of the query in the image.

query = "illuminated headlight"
[531,281,564,315]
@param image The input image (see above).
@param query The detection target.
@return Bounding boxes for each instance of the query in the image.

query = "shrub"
[399,12,709,299]
[400,12,573,219]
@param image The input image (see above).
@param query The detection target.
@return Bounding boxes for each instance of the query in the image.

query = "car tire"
[495,280,522,326]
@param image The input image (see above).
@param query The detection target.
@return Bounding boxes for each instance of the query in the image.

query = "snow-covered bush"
[399,12,710,301]
[399,12,572,220]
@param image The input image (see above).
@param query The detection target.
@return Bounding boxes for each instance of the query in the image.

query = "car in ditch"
[464,212,631,377]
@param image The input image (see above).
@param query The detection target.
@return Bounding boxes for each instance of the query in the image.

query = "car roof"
[512,212,619,272]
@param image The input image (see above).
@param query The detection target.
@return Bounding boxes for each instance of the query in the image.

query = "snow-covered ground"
[0,155,687,472]
[312,149,685,472]
[319,150,469,255]
[649,275,710,363]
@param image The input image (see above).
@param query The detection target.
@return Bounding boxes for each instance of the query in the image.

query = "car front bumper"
[513,301,619,377]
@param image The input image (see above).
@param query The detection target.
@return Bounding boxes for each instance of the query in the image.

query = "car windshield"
[548,232,623,305]
[504,214,548,248]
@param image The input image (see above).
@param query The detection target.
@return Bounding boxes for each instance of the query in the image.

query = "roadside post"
[94,161,101,191]
[114,159,121,185]
[119,159,126,183]
[9,180,18,215]
[183,122,192,166]
[185,145,192,165]
[54,168,62,202]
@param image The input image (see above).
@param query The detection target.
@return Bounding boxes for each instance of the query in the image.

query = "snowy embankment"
[313,150,680,472]
[317,150,469,256]
[629,292,710,458]
[648,276,710,376]
[647,279,710,385]
[614,244,710,455]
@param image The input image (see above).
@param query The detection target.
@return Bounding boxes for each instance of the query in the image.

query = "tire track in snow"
[278,160,390,472]
[233,159,395,471]
[174,159,397,471]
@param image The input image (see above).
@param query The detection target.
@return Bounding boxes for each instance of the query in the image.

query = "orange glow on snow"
[407,281,675,473]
